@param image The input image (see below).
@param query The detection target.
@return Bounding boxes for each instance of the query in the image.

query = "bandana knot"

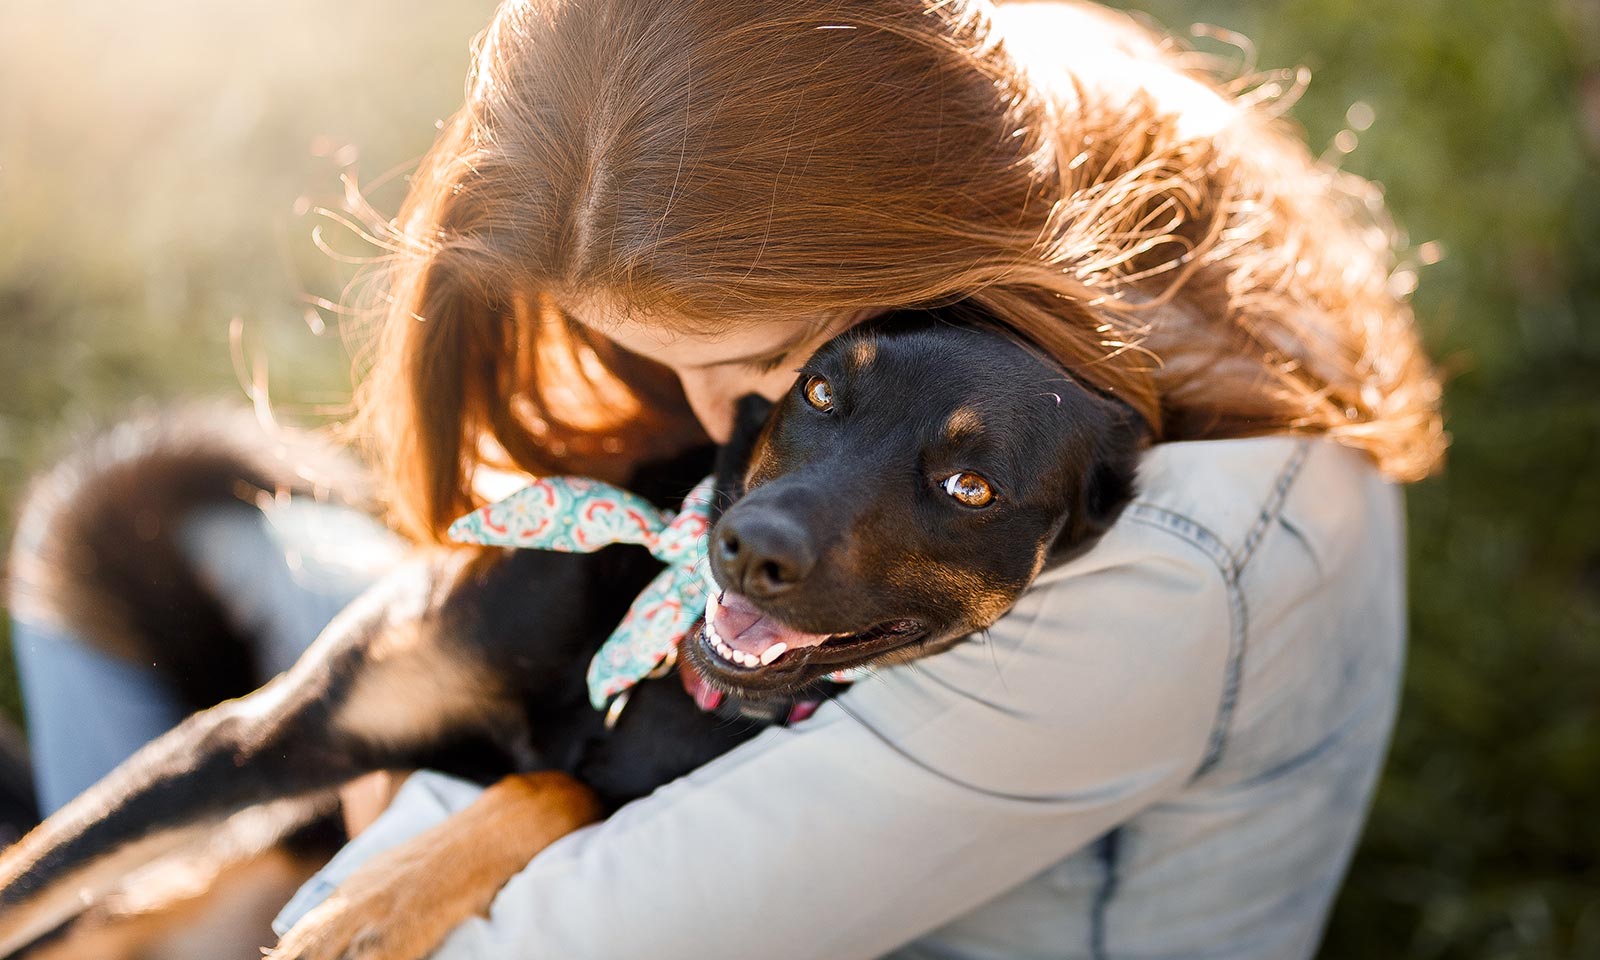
[448,475,716,708]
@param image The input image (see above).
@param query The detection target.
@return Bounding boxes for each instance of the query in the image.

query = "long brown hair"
[350,0,1445,544]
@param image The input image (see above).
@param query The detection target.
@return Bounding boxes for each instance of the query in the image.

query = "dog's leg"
[267,771,600,960]
[0,551,530,956]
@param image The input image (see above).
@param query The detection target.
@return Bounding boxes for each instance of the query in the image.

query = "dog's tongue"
[707,589,833,660]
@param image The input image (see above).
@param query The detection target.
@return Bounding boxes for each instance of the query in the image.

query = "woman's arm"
[320,512,1232,960]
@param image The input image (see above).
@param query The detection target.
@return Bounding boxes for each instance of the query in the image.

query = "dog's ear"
[1050,400,1148,562]
[710,394,776,519]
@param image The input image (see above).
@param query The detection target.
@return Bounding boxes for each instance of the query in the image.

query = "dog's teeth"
[760,643,787,665]
[707,628,764,669]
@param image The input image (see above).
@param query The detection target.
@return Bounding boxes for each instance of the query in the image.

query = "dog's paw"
[264,821,484,960]
[265,879,457,960]
[266,772,600,960]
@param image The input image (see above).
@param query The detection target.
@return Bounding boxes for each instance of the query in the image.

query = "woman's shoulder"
[1016,434,1406,709]
[1016,433,1404,654]
[909,435,1405,784]
[833,442,1352,796]
[1112,435,1404,588]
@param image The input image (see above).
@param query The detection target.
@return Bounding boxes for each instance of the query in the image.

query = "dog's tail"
[0,543,501,956]
[0,406,380,954]
[6,404,375,711]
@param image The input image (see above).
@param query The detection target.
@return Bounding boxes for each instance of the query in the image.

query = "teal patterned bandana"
[448,475,717,709]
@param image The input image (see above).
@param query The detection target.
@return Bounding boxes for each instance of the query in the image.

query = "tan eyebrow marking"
[944,407,984,443]
[848,339,878,371]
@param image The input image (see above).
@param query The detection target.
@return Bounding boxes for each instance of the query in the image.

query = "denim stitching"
[1236,441,1311,570]
[1275,514,1325,578]
[1124,503,1243,775]
[1089,828,1122,960]
[1123,440,1313,777]
[1075,443,1315,958]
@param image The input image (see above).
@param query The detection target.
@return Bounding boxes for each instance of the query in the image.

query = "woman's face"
[563,295,881,442]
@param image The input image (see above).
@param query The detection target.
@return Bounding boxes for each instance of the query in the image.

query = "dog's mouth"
[695,574,926,683]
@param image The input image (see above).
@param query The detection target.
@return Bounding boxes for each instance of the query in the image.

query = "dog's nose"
[714,513,817,598]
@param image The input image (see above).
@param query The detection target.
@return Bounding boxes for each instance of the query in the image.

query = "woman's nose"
[676,370,739,443]
[676,367,797,443]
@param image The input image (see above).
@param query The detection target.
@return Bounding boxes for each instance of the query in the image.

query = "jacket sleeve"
[413,514,1236,960]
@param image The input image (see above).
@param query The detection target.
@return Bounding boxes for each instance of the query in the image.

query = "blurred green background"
[0,0,1595,956]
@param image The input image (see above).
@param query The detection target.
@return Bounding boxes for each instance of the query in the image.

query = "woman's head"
[353,0,1444,543]
[559,294,879,443]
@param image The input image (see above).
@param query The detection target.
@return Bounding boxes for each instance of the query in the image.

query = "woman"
[15,0,1444,957]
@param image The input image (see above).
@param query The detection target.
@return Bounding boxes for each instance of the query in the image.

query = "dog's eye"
[802,375,834,412]
[942,472,994,507]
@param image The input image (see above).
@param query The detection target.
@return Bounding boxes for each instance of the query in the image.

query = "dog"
[0,306,1147,959]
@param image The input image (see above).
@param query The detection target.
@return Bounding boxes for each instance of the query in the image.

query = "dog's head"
[682,309,1148,698]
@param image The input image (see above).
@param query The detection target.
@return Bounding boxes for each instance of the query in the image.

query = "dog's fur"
[0,308,1146,959]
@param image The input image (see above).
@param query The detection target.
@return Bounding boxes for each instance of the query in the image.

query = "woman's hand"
[339,771,412,838]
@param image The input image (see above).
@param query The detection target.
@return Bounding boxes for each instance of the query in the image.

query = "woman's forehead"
[562,294,852,369]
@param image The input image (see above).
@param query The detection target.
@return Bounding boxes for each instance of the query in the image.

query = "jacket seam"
[1123,439,1312,777]
[1236,440,1311,571]
[1088,827,1123,960]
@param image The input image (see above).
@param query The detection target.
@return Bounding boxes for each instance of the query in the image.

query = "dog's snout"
[714,513,817,598]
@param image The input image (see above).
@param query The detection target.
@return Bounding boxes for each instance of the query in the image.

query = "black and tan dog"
[0,307,1146,959]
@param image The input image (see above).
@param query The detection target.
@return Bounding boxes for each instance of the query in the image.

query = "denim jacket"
[275,435,1406,960]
